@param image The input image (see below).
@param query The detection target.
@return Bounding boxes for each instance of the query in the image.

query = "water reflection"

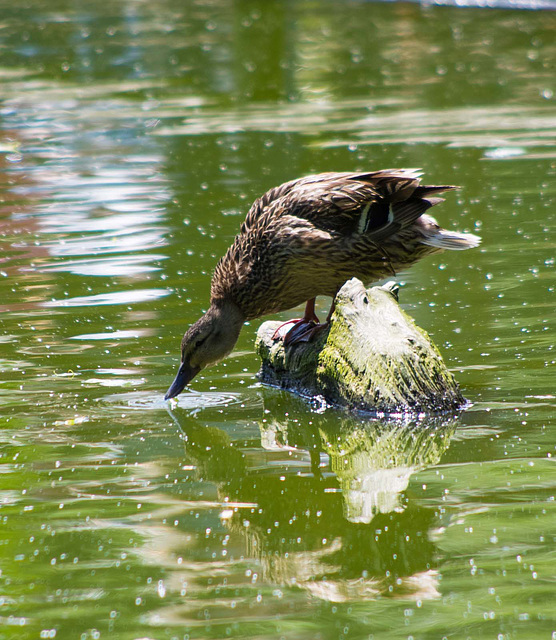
[154,102,556,157]
[0,0,554,637]
[169,395,456,603]
[43,287,171,307]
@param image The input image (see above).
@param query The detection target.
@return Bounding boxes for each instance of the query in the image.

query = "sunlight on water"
[35,254,168,276]
[0,0,554,638]
[43,288,171,307]
[70,329,151,340]
[153,102,556,156]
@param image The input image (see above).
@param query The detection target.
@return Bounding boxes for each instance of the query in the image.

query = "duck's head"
[165,301,244,400]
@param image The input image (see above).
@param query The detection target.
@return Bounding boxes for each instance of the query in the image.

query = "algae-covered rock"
[256,278,465,414]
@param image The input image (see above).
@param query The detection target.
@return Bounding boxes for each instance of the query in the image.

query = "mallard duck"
[165,169,480,399]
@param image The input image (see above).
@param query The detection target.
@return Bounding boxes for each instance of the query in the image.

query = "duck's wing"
[294,170,457,240]
[244,170,457,242]
[242,172,365,232]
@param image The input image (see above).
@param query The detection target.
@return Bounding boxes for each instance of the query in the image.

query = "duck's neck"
[208,297,245,353]
[210,296,245,321]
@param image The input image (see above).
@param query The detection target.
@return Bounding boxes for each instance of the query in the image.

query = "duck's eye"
[195,335,209,350]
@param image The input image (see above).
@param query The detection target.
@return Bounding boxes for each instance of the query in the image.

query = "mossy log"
[255,278,465,414]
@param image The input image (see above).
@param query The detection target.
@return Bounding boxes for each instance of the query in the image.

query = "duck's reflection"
[169,394,457,601]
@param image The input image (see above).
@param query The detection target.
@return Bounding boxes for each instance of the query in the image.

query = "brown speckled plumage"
[165,169,480,399]
[210,169,477,319]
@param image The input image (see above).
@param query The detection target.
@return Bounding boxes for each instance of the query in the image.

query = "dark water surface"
[0,1,555,638]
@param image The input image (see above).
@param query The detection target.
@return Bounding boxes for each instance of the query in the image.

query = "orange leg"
[303,298,320,324]
[325,298,336,323]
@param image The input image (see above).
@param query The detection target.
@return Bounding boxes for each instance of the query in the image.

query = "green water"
[0,1,555,638]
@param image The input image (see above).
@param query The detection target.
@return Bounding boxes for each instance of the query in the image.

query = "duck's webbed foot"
[272,298,330,345]
[283,319,328,345]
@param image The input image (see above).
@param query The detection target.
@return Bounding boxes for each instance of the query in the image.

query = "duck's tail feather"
[413,184,457,198]
[367,195,447,242]
[422,229,481,250]
[391,196,445,228]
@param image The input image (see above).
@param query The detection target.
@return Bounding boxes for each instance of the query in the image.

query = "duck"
[165,169,480,400]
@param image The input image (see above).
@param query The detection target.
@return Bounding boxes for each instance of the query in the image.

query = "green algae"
[256,279,465,414]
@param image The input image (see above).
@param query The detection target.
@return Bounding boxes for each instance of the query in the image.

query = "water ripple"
[30,254,167,277]
[101,390,249,412]
[43,288,171,307]
[152,102,556,154]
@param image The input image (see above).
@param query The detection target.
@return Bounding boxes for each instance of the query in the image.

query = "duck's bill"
[164,362,201,400]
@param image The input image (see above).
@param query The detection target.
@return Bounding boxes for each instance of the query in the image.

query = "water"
[0,1,554,638]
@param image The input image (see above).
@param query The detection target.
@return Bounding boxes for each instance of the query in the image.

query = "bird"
[165,169,480,400]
